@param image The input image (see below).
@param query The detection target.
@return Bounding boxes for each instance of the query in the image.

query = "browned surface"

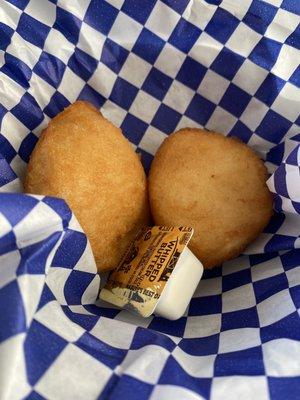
[25,101,149,272]
[149,128,273,269]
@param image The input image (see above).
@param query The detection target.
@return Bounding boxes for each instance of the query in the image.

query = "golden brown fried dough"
[149,128,273,269]
[25,101,149,272]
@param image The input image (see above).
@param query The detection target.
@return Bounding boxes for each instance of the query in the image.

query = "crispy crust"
[25,101,149,272]
[149,128,273,268]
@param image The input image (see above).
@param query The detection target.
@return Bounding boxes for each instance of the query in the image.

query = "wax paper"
[0,0,299,399]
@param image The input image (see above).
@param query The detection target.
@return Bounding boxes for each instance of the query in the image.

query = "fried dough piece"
[149,128,273,268]
[25,101,149,272]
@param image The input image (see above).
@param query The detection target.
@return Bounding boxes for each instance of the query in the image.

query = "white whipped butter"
[154,247,203,320]
[100,226,203,320]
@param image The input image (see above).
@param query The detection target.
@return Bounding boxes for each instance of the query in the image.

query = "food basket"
[0,0,299,399]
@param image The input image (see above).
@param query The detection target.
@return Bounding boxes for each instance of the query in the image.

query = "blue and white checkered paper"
[0,0,299,399]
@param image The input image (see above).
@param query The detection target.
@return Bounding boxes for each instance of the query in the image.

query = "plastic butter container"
[100,226,203,320]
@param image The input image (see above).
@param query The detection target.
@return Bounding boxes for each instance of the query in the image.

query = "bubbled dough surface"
[149,128,273,268]
[25,101,149,272]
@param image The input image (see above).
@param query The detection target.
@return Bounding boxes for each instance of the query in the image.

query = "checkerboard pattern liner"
[0,0,299,399]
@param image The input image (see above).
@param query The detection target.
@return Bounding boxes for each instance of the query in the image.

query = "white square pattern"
[226,22,262,58]
[116,345,170,384]
[35,344,112,399]
[222,284,256,313]
[232,59,268,96]
[257,289,296,327]
[172,346,216,378]
[119,52,152,88]
[265,8,299,43]
[109,11,143,51]
[164,80,195,114]
[263,338,300,377]
[146,1,180,41]
[219,328,261,353]
[138,126,167,155]
[77,22,106,60]
[211,376,269,400]
[184,314,222,339]
[129,90,161,123]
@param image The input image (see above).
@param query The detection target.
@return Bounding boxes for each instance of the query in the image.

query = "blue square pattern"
[76,332,126,369]
[121,113,148,145]
[205,7,240,44]
[62,306,99,331]
[17,232,61,276]
[78,84,106,109]
[0,230,17,257]
[281,249,300,271]
[151,103,182,133]
[0,22,14,51]
[281,0,300,14]
[255,73,286,107]
[180,335,220,356]
[249,37,282,71]
[0,280,27,343]
[228,120,253,143]
[84,0,118,35]
[189,294,222,316]
[25,391,46,400]
[185,93,216,126]
[24,320,67,385]
[2,53,32,89]
[286,24,300,50]
[54,7,82,45]
[18,132,38,163]
[148,315,187,337]
[17,12,51,48]
[222,307,260,330]
[33,52,67,89]
[142,67,173,101]
[44,91,70,118]
[109,77,138,109]
[101,38,129,74]
[161,0,190,14]
[214,346,265,376]
[176,56,207,90]
[105,375,154,400]
[261,312,300,343]
[63,269,96,305]
[253,273,289,303]
[11,92,44,131]
[0,157,17,187]
[132,28,165,65]
[0,193,39,227]
[121,0,156,25]
[269,377,300,400]
[68,47,98,81]
[159,356,212,399]
[211,47,245,81]
[222,268,252,292]
[273,165,289,198]
[219,83,252,118]
[243,0,278,35]
[6,0,29,9]
[169,18,202,53]
[131,326,176,352]
[266,141,285,166]
[0,134,17,163]
[52,229,87,269]
[256,109,292,144]
[290,65,300,88]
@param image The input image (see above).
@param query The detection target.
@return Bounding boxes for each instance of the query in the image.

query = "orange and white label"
[100,226,193,317]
